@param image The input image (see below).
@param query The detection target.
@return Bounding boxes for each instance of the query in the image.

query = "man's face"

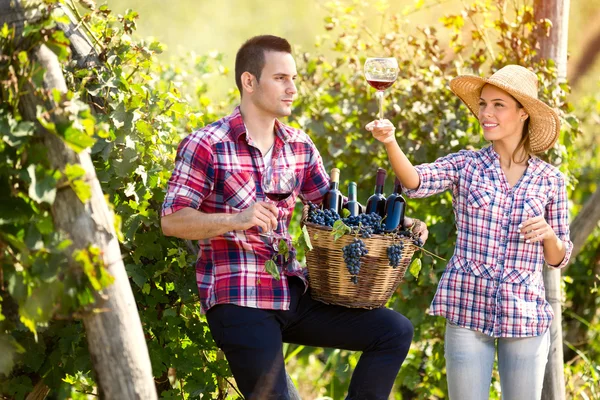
[251,51,298,118]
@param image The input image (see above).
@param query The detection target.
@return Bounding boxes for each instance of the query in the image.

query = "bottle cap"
[330,168,340,183]
[376,168,387,186]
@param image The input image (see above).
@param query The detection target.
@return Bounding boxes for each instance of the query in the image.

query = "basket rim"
[302,217,420,243]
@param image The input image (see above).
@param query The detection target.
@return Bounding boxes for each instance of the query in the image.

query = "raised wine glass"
[261,165,297,243]
[364,57,399,120]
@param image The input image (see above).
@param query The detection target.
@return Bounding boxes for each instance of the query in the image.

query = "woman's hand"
[404,217,429,245]
[366,119,396,144]
[519,215,556,244]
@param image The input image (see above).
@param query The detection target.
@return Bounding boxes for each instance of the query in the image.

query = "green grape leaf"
[297,225,313,252]
[27,164,57,205]
[277,239,289,262]
[409,258,422,279]
[71,180,92,203]
[341,208,350,218]
[64,163,86,180]
[265,260,280,280]
[63,126,96,153]
[331,219,351,241]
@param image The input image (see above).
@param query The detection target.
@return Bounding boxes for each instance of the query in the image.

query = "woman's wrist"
[542,230,561,247]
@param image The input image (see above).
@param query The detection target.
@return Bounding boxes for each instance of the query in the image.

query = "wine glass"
[364,57,399,120]
[261,165,297,242]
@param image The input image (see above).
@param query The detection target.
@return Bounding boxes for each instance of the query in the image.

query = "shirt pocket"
[223,170,256,210]
[451,256,494,279]
[502,268,541,285]
[523,195,546,218]
[466,186,493,209]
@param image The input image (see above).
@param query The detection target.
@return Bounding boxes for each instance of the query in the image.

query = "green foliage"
[0,0,598,399]
[0,3,118,395]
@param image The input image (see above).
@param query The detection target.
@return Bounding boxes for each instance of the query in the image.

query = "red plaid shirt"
[405,146,573,337]
[162,107,330,312]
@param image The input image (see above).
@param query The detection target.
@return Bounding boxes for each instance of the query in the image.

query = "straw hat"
[449,65,560,153]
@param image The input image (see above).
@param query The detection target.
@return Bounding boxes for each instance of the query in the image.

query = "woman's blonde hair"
[513,101,533,164]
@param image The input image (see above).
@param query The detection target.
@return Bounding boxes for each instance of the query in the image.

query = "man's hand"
[404,217,429,245]
[366,119,396,144]
[235,201,279,233]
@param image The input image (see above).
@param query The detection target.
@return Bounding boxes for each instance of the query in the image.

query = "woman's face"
[478,84,528,146]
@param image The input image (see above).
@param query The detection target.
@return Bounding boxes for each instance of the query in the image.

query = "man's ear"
[241,71,256,94]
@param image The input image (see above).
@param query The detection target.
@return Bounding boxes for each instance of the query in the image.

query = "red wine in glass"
[367,79,394,91]
[265,192,292,202]
[364,57,399,120]
[260,166,297,242]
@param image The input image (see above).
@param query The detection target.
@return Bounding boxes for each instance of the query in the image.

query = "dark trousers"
[205,277,414,400]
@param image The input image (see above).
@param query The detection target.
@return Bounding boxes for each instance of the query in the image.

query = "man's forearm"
[161,207,239,240]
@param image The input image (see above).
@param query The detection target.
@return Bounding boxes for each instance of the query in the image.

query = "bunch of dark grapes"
[387,243,404,268]
[395,229,423,246]
[359,225,374,238]
[342,213,383,238]
[307,202,340,227]
[342,238,369,284]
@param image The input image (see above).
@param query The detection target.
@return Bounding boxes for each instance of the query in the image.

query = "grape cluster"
[342,213,384,238]
[307,202,340,227]
[342,238,369,284]
[387,243,404,268]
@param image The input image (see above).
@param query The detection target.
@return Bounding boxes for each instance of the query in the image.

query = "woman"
[366,65,572,400]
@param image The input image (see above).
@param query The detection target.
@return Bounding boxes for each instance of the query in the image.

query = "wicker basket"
[301,205,419,309]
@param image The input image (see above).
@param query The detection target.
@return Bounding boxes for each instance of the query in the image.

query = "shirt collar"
[482,145,542,176]
[229,106,291,144]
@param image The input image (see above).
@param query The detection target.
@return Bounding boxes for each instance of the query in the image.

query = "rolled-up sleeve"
[161,134,215,217]
[299,141,330,204]
[545,174,573,269]
[403,151,468,198]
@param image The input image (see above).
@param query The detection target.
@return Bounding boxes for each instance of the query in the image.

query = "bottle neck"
[348,184,357,201]
[330,181,339,191]
[375,169,386,195]
[393,184,402,194]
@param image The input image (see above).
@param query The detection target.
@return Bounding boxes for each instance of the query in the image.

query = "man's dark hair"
[235,35,292,95]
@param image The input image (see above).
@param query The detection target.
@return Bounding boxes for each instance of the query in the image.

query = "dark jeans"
[205,277,414,400]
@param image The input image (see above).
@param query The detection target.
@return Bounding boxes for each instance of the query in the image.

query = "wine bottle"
[384,177,407,232]
[323,168,343,214]
[365,168,387,217]
[343,182,361,217]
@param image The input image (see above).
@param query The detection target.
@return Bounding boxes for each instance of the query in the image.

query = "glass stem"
[376,90,384,120]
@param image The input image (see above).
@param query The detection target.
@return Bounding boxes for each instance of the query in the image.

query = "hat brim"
[449,75,560,153]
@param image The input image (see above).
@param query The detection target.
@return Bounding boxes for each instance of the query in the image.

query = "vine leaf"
[265,260,280,280]
[331,220,351,241]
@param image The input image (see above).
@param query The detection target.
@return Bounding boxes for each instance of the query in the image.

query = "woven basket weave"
[301,205,419,309]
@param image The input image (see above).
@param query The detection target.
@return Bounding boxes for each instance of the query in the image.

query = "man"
[161,35,422,400]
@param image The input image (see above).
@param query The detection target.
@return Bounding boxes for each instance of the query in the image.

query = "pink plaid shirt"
[162,107,330,312]
[405,146,572,337]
